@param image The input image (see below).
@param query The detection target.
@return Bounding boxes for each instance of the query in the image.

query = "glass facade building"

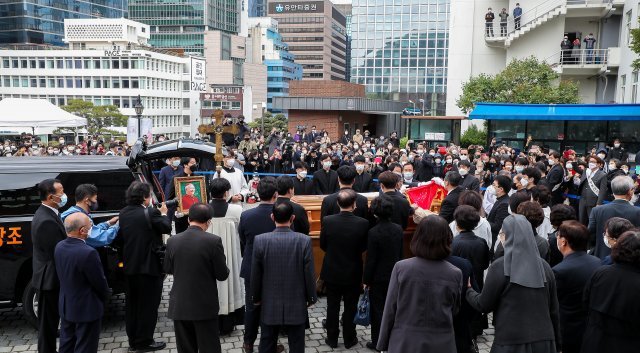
[264,27,302,111]
[248,0,265,17]
[351,0,449,116]
[0,0,128,46]
[129,0,239,54]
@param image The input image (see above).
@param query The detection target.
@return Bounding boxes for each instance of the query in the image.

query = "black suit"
[320,212,369,346]
[320,187,369,224]
[165,226,230,353]
[383,191,413,230]
[31,204,67,353]
[251,227,317,353]
[353,172,376,193]
[276,197,310,235]
[547,164,565,206]
[552,252,601,353]
[55,237,111,353]
[460,175,480,192]
[292,176,313,196]
[487,194,510,253]
[312,169,339,195]
[587,199,640,259]
[117,205,171,349]
[439,186,463,223]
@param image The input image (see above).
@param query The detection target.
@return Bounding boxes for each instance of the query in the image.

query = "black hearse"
[0,139,219,326]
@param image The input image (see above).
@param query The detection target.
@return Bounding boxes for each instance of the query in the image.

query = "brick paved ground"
[0,275,495,353]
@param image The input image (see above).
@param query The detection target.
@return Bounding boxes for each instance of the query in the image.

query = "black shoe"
[345,338,358,349]
[366,342,380,351]
[322,318,327,328]
[325,338,338,348]
[135,341,166,352]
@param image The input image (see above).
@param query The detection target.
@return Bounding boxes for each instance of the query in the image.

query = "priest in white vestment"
[213,151,249,204]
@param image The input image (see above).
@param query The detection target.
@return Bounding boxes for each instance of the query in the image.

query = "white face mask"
[566,163,573,169]
[459,168,469,176]
[403,172,413,180]
[172,159,181,167]
[355,164,365,172]
[520,178,529,187]
[603,235,612,249]
[486,185,496,196]
[597,154,606,160]
[609,164,617,170]
[614,143,620,148]
[226,158,236,167]
[548,159,556,166]
[460,155,468,161]
[446,159,452,164]
[589,162,598,170]
[515,166,525,173]
[323,161,332,169]
[298,171,307,178]
[417,149,424,155]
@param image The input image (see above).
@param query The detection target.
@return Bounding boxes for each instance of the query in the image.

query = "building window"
[621,74,627,103]
[626,10,633,45]
[633,71,639,104]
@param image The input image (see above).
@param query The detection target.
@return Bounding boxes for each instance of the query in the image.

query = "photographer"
[116,181,171,352]
[266,127,283,155]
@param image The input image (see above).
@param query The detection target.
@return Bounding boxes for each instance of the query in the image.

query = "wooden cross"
[207,109,240,169]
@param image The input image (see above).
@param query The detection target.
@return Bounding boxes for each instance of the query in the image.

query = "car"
[402,107,423,116]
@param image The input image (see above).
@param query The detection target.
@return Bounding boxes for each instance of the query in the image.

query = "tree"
[632,19,640,70]
[457,57,580,114]
[460,124,487,147]
[62,99,127,134]
[248,112,288,135]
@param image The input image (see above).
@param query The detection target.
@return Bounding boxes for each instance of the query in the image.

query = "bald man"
[55,213,111,353]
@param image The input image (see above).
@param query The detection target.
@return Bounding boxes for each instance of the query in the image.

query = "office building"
[246,17,302,112]
[332,0,352,81]
[249,0,267,17]
[129,0,240,54]
[446,0,640,153]
[267,0,348,80]
[0,0,128,46]
[0,19,203,139]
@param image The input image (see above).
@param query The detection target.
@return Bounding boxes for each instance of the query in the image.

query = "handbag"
[353,288,371,326]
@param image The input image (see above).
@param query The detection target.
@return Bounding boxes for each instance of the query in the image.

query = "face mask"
[417,149,424,155]
[609,164,617,170]
[459,168,469,176]
[460,155,468,161]
[323,161,332,169]
[172,160,180,167]
[353,145,359,150]
[622,167,629,174]
[515,166,525,173]
[446,159,452,164]
[548,159,556,166]
[226,158,236,167]
[614,143,620,148]
[589,162,597,170]
[597,154,606,160]
[486,185,496,196]
[603,235,612,249]
[451,150,458,155]
[435,159,442,165]
[403,172,413,180]
[566,163,573,169]
[298,171,307,178]
[54,193,68,208]
[89,200,99,211]
[355,164,365,172]
[59,140,65,144]
[520,178,529,187]
[429,152,436,157]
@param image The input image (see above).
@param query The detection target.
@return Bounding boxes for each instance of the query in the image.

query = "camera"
[159,199,179,208]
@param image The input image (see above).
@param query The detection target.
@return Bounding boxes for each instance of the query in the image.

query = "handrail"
[543,48,609,66]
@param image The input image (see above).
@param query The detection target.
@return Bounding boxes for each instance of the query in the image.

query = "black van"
[0,139,220,326]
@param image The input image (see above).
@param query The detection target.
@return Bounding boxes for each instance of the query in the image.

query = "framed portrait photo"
[174,176,207,214]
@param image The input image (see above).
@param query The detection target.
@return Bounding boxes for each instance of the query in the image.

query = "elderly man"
[55,212,111,353]
[213,151,249,203]
[181,183,199,211]
[588,175,640,259]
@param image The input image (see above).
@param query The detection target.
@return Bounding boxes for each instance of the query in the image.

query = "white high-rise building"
[447,0,640,121]
[0,18,204,139]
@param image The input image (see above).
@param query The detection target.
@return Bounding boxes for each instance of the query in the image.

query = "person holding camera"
[116,181,172,352]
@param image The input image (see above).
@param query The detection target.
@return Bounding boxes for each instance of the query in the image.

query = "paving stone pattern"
[0,276,495,353]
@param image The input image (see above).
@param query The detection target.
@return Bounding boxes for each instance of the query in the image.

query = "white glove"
[175,211,185,219]
[431,177,445,187]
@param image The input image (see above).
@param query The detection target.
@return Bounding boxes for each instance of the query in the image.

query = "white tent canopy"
[0,98,87,133]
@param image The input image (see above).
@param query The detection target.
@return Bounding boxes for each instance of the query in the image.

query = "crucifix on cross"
[198,109,240,169]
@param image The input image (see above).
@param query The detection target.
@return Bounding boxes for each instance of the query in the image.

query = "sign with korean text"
[190,57,207,92]
[0,226,23,247]
[268,1,324,14]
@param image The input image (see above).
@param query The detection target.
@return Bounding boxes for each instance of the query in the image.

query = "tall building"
[248,0,267,17]
[0,0,128,46]
[447,0,640,152]
[332,0,352,82]
[129,0,240,54]
[0,18,204,138]
[267,0,348,81]
[246,17,302,112]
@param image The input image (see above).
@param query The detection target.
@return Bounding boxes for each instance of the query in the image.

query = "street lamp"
[261,102,266,136]
[419,98,425,116]
[134,95,144,138]
[409,100,415,113]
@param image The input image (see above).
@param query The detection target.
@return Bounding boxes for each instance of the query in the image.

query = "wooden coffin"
[291,193,417,280]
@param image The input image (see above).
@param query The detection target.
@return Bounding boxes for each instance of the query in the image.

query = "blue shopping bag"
[353,288,371,326]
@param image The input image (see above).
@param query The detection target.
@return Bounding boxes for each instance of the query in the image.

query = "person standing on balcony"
[485,8,495,37]
[560,36,573,64]
[513,3,522,30]
[572,37,582,64]
[499,8,509,37]
[584,33,597,63]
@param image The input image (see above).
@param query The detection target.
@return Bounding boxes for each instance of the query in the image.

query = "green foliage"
[460,124,487,147]
[399,136,409,149]
[248,111,288,135]
[62,99,127,134]
[457,57,581,114]
[632,19,640,71]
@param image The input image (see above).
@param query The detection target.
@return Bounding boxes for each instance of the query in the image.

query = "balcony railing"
[545,48,609,66]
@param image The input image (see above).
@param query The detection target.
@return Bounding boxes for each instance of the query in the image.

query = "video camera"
[157,199,179,208]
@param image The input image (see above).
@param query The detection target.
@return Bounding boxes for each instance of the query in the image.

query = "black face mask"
[89,200,99,211]
[244,138,250,140]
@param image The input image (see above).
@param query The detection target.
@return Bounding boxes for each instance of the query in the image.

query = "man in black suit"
[55,212,111,353]
[378,171,413,230]
[588,175,640,259]
[165,203,230,353]
[352,155,376,192]
[437,171,464,223]
[458,160,480,192]
[31,178,68,353]
[487,175,512,254]
[238,177,282,353]
[117,181,171,352]
[546,151,566,206]
[276,176,310,235]
[252,202,317,353]
[312,153,339,195]
[320,189,369,349]
[292,161,313,196]
[552,220,602,353]
[578,155,608,225]
[320,165,369,223]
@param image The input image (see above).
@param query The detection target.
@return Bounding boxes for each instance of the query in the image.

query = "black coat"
[117,205,171,276]
[588,199,640,259]
[415,156,434,182]
[353,172,376,193]
[383,191,413,230]
[582,263,640,353]
[320,188,369,223]
[54,237,111,322]
[363,220,403,285]
[276,197,310,235]
[460,175,480,193]
[31,205,67,290]
[439,186,464,224]
[452,231,490,289]
[312,169,339,195]
[238,203,277,279]
[320,212,368,285]
[292,176,313,196]
[551,251,601,350]
[487,194,510,243]
[546,164,565,205]
[164,226,229,321]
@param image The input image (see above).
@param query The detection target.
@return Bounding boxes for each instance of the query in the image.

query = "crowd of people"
[23,125,640,353]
